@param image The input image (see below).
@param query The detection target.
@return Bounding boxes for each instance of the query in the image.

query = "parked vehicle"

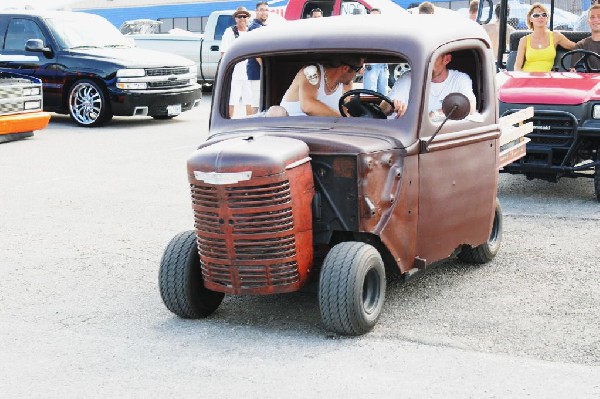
[158,13,530,335]
[497,0,600,201]
[284,0,408,19]
[0,10,201,127]
[129,10,285,86]
[0,71,50,143]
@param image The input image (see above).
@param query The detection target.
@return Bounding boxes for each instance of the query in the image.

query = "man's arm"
[298,69,341,116]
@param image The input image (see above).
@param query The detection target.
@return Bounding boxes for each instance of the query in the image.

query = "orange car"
[0,71,50,144]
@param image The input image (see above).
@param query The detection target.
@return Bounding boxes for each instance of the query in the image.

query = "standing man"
[247,1,269,114]
[469,0,479,21]
[221,6,252,118]
[362,8,389,95]
[483,3,515,60]
[573,4,600,70]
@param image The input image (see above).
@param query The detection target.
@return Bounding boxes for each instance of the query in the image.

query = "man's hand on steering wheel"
[338,89,394,119]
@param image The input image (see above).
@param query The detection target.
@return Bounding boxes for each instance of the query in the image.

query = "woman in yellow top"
[514,3,576,72]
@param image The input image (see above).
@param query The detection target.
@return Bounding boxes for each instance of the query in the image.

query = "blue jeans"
[363,64,389,95]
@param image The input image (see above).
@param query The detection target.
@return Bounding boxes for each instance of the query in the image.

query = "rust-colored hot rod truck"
[159,13,530,335]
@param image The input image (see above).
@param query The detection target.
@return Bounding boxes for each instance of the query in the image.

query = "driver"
[381,53,476,119]
[279,56,364,116]
[571,4,600,70]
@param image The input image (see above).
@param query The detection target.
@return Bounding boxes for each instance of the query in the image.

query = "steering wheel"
[338,89,394,119]
[560,49,600,73]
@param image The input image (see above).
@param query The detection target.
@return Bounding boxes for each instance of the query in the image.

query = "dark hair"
[370,8,381,13]
[494,3,510,19]
[311,8,323,14]
[324,54,363,69]
[256,1,268,9]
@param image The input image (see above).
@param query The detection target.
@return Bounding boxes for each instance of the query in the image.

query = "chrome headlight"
[593,104,600,119]
[116,68,146,78]
[23,87,41,96]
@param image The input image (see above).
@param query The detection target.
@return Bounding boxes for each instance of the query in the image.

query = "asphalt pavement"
[1,100,599,398]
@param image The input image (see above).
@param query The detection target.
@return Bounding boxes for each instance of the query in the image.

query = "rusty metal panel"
[416,138,498,265]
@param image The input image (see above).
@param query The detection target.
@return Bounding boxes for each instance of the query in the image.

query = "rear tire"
[458,198,503,264]
[159,231,224,318]
[319,242,386,336]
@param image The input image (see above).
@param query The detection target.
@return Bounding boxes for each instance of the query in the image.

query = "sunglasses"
[531,12,548,18]
[236,15,248,19]
[343,63,363,72]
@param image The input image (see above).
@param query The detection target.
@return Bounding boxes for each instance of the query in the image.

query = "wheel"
[338,89,394,119]
[318,241,386,336]
[159,230,224,318]
[458,198,503,264]
[68,79,112,127]
[560,49,600,73]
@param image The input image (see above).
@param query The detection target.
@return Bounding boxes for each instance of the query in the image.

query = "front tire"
[319,242,386,336]
[68,79,112,127]
[159,231,224,318]
[458,198,503,264]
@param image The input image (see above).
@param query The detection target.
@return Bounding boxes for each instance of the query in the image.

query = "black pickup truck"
[0,10,202,127]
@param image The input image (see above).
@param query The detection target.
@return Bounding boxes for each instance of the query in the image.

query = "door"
[0,17,61,108]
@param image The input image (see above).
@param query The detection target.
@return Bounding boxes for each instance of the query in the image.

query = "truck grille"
[191,180,301,293]
[146,67,189,76]
[147,80,190,89]
[529,112,576,146]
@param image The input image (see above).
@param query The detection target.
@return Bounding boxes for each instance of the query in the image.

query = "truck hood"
[65,47,195,68]
[497,71,600,105]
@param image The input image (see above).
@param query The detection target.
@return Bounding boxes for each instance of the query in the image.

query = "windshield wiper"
[104,44,131,48]
[69,45,102,49]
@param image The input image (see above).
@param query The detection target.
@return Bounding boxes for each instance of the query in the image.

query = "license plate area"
[167,104,181,116]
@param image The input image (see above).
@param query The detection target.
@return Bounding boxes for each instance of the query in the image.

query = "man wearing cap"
[310,8,323,18]
[221,6,252,118]
[246,1,270,114]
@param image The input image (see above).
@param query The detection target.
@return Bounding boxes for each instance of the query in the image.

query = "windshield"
[45,13,133,49]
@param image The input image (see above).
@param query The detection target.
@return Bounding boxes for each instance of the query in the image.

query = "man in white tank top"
[279,55,364,116]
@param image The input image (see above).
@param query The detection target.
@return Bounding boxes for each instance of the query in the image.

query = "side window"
[4,19,45,51]
[215,15,234,40]
[428,49,480,122]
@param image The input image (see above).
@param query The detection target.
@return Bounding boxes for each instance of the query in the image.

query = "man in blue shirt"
[247,1,270,114]
[363,8,389,95]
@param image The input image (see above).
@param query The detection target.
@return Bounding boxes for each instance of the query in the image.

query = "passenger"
[469,0,479,21]
[247,1,270,114]
[418,2,434,14]
[572,4,600,70]
[483,3,515,60]
[310,8,323,18]
[362,8,389,95]
[514,3,576,72]
[280,56,364,116]
[381,53,476,119]
[221,6,252,118]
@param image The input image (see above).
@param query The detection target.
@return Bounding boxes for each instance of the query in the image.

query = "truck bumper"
[0,111,51,143]
[107,84,202,117]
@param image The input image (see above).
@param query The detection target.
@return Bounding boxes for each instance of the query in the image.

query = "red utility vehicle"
[284,0,408,19]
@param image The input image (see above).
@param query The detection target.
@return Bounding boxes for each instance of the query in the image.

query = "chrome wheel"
[68,80,110,126]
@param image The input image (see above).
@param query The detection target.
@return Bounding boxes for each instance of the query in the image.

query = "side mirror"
[421,92,471,153]
[442,92,471,120]
[25,39,51,53]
